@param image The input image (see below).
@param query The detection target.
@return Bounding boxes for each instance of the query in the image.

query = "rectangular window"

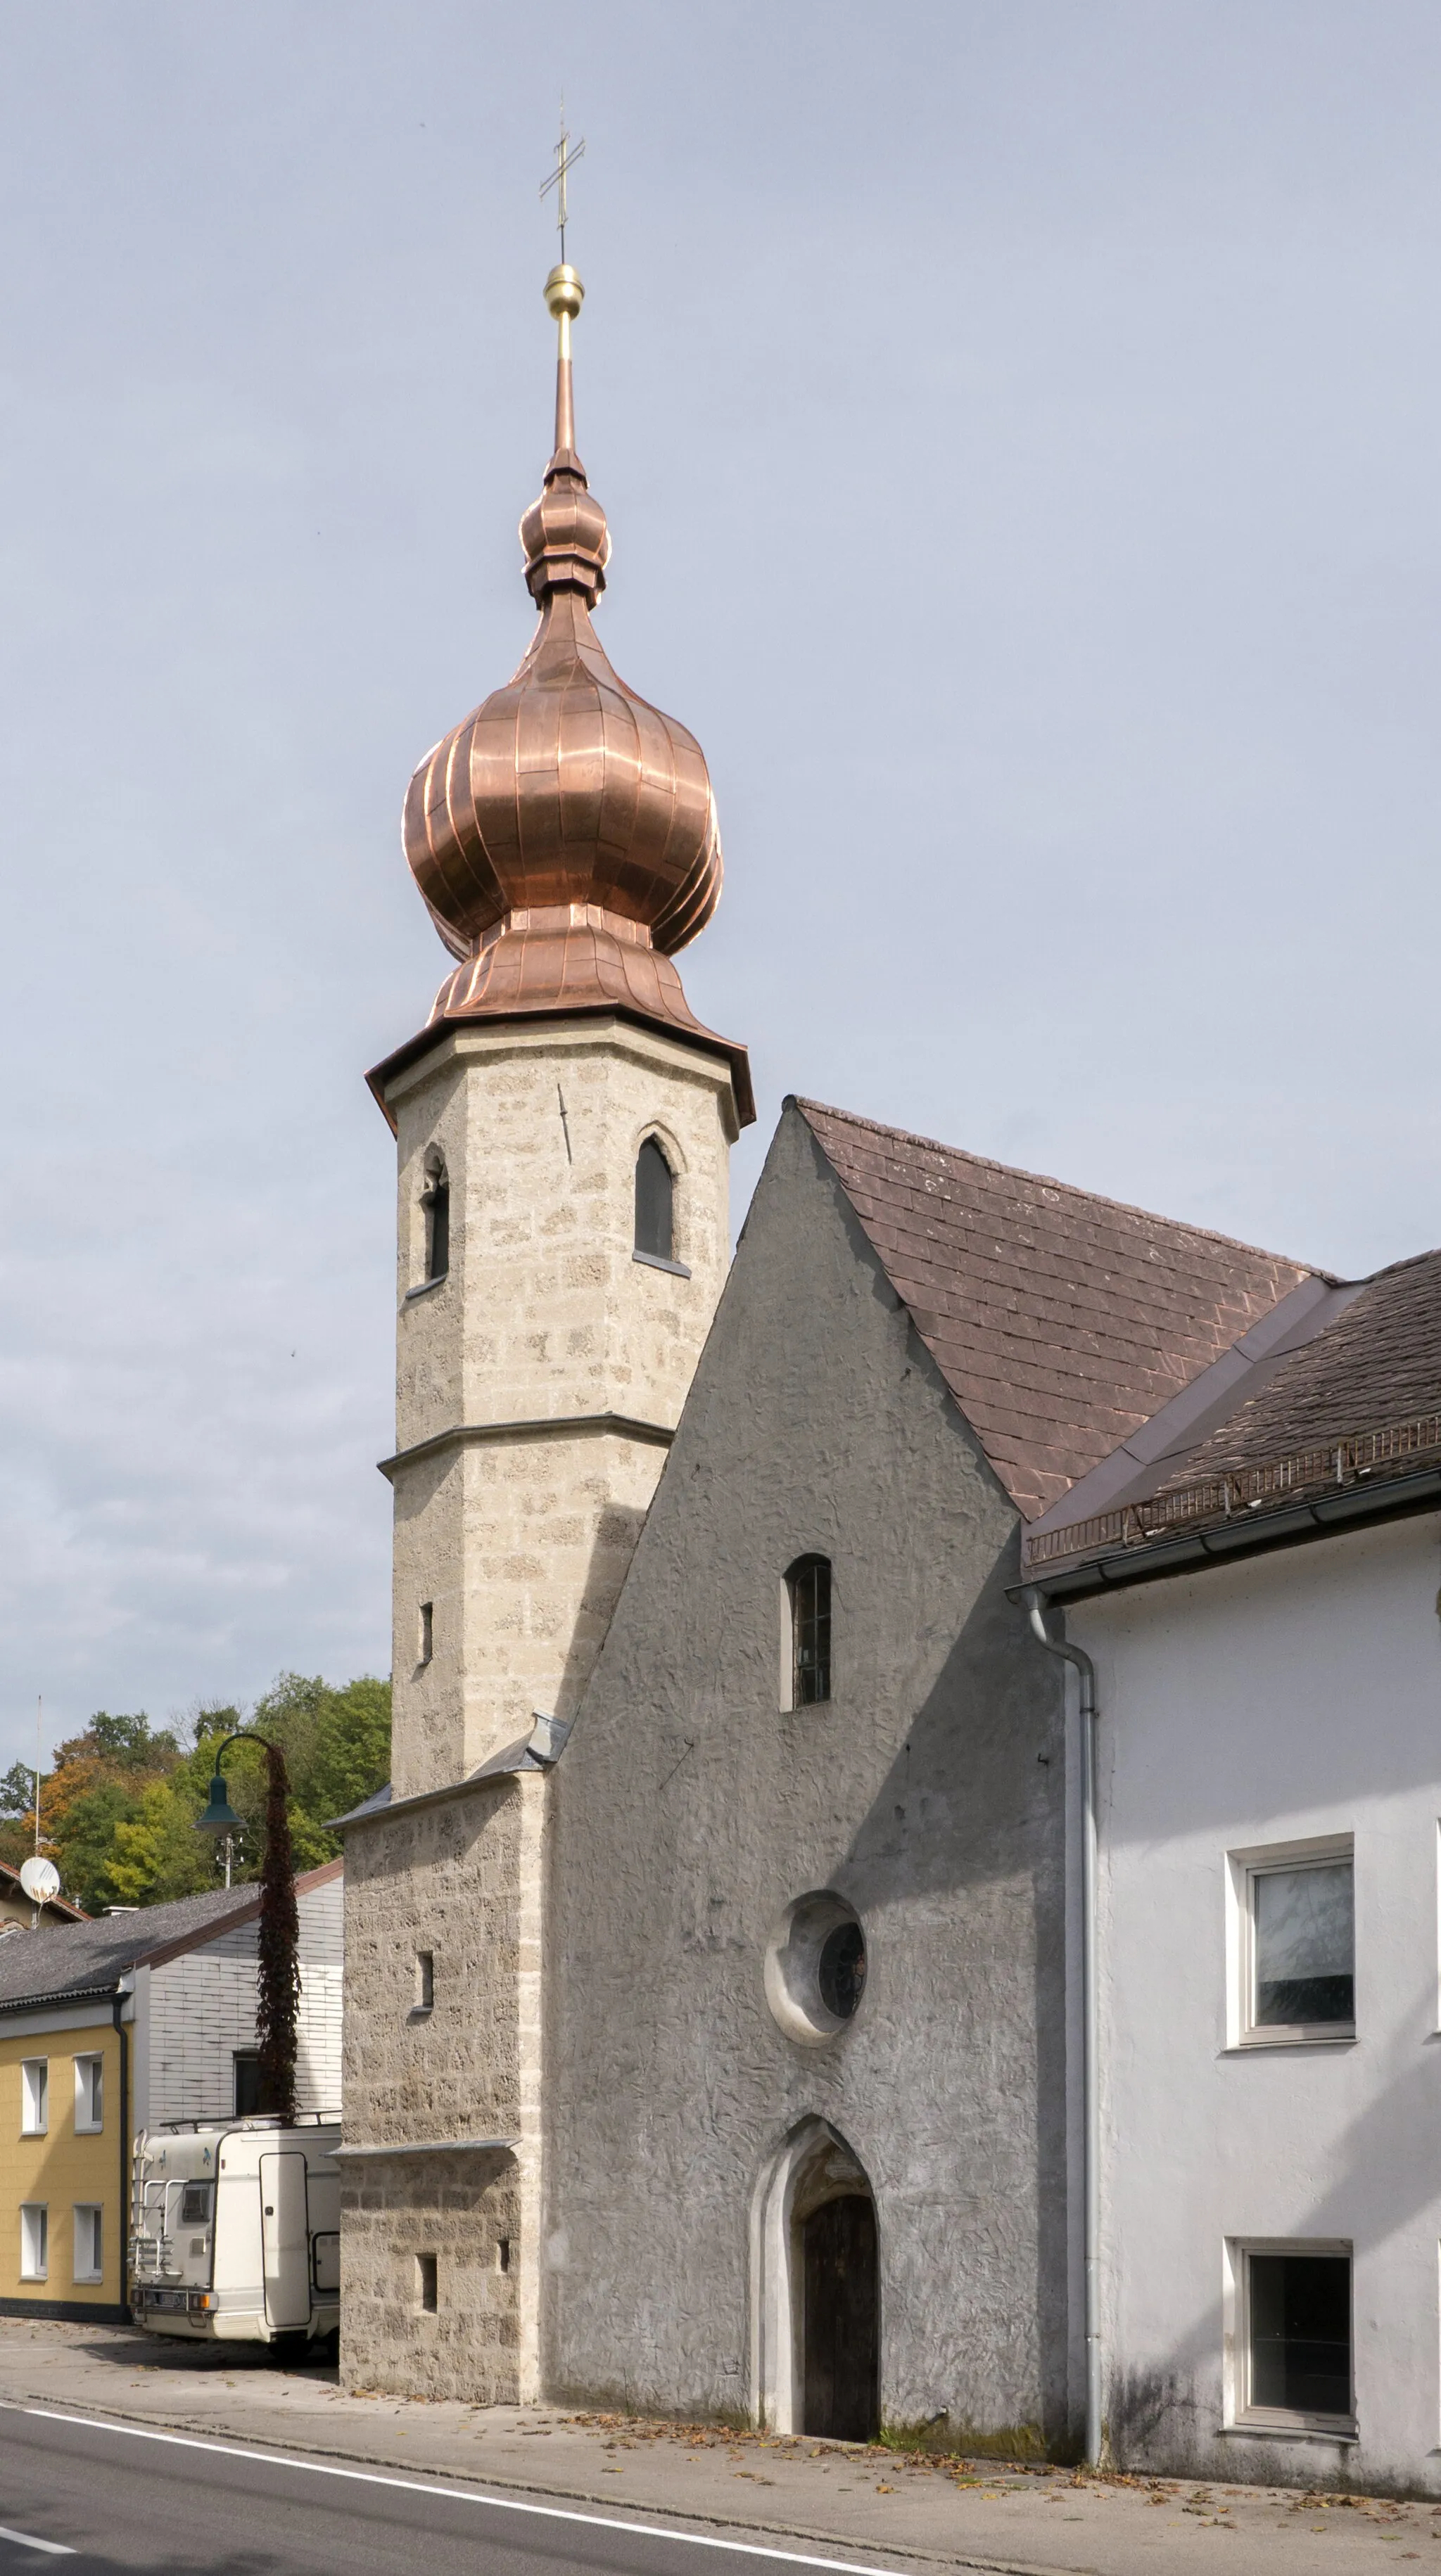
[233,2051,262,2117]
[19,2204,47,2280]
[179,2182,212,2229]
[72,2205,102,2285]
[74,2054,103,2133]
[1237,2246,1353,2430]
[418,1602,433,1668]
[1235,1839,1354,2042]
[415,1951,434,2013]
[20,2059,48,2134]
[417,2252,438,2312]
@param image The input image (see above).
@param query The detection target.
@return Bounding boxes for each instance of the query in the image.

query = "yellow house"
[0,2010,123,2317]
[0,1868,343,2322]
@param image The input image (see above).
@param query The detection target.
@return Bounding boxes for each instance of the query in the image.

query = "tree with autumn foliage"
[0,1675,389,1914]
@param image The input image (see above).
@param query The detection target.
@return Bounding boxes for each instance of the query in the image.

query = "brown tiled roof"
[1153,1251,1441,1491]
[796,1100,1314,1522]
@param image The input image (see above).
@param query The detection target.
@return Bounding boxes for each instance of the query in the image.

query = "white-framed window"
[19,2203,47,2281]
[20,2058,48,2134]
[1226,2240,1354,2435]
[73,2053,103,2133]
[72,2205,102,2285]
[1228,1835,1354,2045]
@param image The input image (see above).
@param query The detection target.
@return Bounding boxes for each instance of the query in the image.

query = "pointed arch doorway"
[752,2121,880,2439]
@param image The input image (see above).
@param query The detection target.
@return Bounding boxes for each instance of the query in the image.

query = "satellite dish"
[20,1856,60,1904]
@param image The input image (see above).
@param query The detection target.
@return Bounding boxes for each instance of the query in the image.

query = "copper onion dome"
[395,261,752,1122]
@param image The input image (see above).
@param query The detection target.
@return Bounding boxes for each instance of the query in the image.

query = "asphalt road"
[0,2406,911,2576]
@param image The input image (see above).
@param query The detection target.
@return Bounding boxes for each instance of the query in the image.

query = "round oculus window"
[763,1891,868,2046]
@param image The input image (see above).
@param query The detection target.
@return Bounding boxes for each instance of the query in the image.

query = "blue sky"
[1,2,1439,1758]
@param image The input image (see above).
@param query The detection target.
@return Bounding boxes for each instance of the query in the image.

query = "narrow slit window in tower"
[418,1602,433,1667]
[421,1161,450,1282]
[634,1137,674,1262]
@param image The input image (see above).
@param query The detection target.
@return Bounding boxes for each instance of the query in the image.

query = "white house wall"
[144,1875,344,2129]
[1072,1513,1441,2492]
[296,1875,343,2115]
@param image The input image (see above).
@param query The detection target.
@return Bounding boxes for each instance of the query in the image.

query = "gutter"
[1022,1590,1102,2470]
[0,1981,118,2016]
[1021,1461,1441,1605]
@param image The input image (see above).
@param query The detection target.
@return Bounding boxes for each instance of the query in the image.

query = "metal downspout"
[1023,1588,1102,2468]
[113,1986,131,2322]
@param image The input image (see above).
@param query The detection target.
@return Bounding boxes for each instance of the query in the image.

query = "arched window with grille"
[634,1136,674,1263]
[786,1556,832,1708]
[421,1155,450,1282]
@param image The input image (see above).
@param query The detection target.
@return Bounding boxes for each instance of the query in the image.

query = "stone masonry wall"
[342,2147,520,2402]
[341,1777,525,2399]
[341,1014,740,2404]
[385,1017,737,1794]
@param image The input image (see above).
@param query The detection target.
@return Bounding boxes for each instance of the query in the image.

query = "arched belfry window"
[421,1156,450,1283]
[786,1557,832,1708]
[634,1137,674,1263]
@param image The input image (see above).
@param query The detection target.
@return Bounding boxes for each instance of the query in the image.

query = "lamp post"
[196,1731,299,2127]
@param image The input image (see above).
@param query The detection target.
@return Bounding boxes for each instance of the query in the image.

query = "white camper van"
[131,2116,340,2346]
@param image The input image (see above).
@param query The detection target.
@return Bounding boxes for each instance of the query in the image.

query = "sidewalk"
[0,2318,1435,2576]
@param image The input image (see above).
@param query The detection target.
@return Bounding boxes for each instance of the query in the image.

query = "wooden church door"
[801,2193,880,2440]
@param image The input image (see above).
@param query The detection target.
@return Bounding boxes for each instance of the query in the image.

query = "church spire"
[395,196,751,1121]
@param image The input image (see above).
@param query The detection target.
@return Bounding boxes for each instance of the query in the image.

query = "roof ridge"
[791,1096,1323,1280]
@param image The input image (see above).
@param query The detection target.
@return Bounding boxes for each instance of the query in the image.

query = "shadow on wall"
[551,1500,650,1728]
[832,1534,1072,2457]
[840,1539,1063,1913]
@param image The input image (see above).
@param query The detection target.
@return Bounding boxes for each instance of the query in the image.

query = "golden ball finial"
[544,262,584,321]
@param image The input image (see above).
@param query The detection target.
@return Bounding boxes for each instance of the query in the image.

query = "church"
[335,243,1441,2487]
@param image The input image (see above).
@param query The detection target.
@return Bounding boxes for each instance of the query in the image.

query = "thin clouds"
[0,2,1439,1753]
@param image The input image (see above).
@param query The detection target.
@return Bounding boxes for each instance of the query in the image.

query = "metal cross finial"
[540,104,585,262]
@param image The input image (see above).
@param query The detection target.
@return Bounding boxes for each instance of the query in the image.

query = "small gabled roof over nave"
[796,1098,1316,1524]
[798,1097,1441,1584]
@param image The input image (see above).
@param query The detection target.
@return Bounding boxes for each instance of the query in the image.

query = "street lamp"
[196,1730,299,2127]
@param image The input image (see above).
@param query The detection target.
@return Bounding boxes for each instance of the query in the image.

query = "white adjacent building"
[1028,1253,1441,2488]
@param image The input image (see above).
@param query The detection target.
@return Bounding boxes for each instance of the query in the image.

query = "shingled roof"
[797,1099,1315,1522]
[1154,1251,1441,1491]
[0,1861,343,2015]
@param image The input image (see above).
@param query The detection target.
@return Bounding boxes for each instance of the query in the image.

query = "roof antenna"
[540,97,585,267]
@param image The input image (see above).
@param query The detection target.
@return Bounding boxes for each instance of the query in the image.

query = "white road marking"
[0,2526,74,2557]
[9,2409,910,2576]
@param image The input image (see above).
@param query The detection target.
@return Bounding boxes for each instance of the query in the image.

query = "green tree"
[0,1680,390,1911]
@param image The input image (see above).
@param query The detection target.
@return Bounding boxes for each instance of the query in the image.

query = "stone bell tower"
[338,246,751,2403]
